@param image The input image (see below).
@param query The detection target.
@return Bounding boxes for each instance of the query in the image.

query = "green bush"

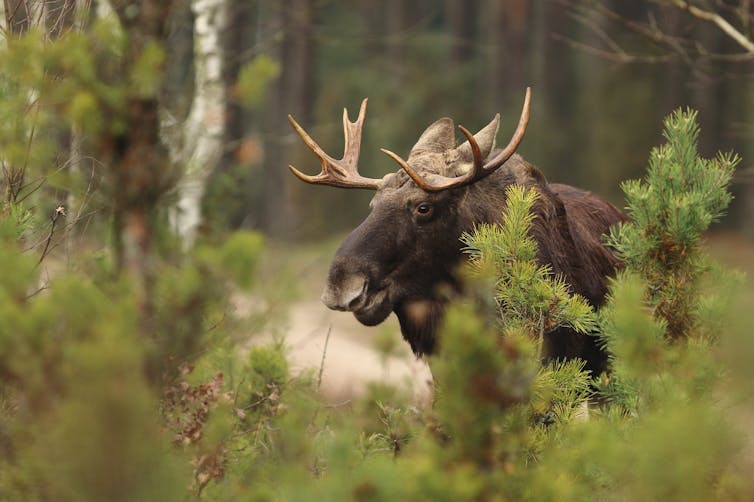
[607,109,738,338]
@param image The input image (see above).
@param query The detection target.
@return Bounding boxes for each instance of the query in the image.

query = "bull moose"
[287,89,625,375]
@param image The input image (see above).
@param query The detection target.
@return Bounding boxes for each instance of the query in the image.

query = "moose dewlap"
[287,89,625,375]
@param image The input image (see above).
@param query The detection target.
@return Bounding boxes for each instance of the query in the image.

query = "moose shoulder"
[287,89,625,375]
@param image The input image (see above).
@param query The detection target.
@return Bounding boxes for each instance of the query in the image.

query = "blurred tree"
[256,0,314,239]
[95,0,175,318]
[214,0,256,230]
[45,0,84,253]
[168,0,228,249]
[1,2,30,206]
[1,0,89,260]
[446,0,476,64]
[483,0,529,112]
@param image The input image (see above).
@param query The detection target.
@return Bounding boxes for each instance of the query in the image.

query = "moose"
[287,89,625,375]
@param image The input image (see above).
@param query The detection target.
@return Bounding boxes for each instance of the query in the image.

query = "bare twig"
[14,177,46,204]
[552,32,674,63]
[323,399,352,409]
[569,9,628,55]
[537,311,546,362]
[232,375,246,409]
[316,324,332,390]
[16,162,72,205]
[25,268,50,300]
[37,205,66,265]
[560,0,754,64]
[670,0,754,53]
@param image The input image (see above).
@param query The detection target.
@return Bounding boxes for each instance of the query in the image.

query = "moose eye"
[413,202,433,220]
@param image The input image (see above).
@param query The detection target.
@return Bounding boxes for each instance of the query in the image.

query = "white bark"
[169,0,227,249]
[95,0,113,19]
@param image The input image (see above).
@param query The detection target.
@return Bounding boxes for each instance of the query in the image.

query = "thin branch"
[561,0,754,65]
[16,162,70,204]
[569,9,627,55]
[37,205,66,265]
[556,0,691,64]
[551,33,674,63]
[25,268,50,300]
[14,177,46,204]
[670,0,754,53]
[316,324,332,391]
[600,2,694,64]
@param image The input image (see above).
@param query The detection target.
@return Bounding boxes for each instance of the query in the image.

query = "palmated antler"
[381,87,532,192]
[288,99,383,190]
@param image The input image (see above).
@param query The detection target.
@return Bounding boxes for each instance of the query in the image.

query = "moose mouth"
[350,288,393,326]
[321,275,394,326]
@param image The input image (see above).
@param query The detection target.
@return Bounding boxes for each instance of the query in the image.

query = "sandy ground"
[247,240,434,405]
[280,298,433,404]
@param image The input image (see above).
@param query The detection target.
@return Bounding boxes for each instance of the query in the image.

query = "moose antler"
[288,99,383,190]
[381,87,532,192]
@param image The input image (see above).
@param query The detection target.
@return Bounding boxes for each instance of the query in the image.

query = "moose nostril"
[347,279,369,310]
[321,275,368,311]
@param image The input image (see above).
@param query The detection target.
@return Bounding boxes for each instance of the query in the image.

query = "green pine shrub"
[456,185,597,453]
[462,185,598,341]
[607,109,738,338]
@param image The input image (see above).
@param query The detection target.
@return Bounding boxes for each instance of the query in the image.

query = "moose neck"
[393,155,555,356]
[463,154,549,225]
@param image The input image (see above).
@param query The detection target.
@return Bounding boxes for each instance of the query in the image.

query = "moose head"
[288,89,623,374]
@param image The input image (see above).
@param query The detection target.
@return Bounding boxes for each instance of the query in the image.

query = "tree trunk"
[45,0,80,257]
[483,0,529,111]
[446,0,476,65]
[215,0,256,229]
[169,0,228,249]
[259,0,314,239]
[1,0,32,202]
[109,0,173,317]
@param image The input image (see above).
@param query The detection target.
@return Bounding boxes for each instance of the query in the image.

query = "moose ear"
[409,118,456,158]
[455,114,500,162]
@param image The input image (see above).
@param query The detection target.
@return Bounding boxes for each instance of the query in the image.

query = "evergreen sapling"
[607,108,737,338]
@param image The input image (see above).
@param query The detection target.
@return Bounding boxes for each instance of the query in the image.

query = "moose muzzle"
[321,274,368,311]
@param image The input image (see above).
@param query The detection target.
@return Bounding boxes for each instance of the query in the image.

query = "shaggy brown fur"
[311,108,626,376]
[323,152,625,375]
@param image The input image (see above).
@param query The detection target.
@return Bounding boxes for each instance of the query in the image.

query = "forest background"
[4,1,754,244]
[199,0,754,244]
[2,0,754,499]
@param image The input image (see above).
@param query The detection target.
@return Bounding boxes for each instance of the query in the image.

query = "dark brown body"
[325,154,625,375]
[529,179,626,374]
[288,92,625,376]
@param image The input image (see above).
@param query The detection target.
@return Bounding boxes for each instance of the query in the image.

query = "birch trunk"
[170,0,227,249]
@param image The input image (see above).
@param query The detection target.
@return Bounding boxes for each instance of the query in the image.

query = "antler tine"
[381,87,532,193]
[339,98,368,177]
[287,99,383,190]
[287,115,337,183]
[457,124,485,173]
[483,86,531,171]
[380,148,436,191]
